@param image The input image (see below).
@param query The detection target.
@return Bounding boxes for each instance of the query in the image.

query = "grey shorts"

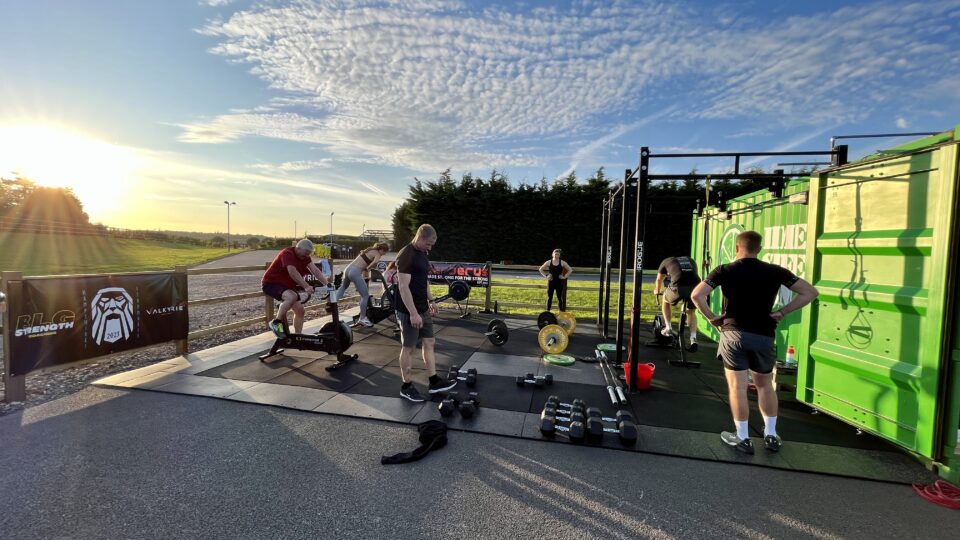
[717,330,776,374]
[396,311,434,348]
[664,286,695,311]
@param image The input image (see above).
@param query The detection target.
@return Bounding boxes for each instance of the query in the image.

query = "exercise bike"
[649,293,700,368]
[350,269,400,328]
[259,285,359,371]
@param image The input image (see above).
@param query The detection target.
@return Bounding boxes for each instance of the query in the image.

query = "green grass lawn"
[433,277,660,319]
[0,232,238,276]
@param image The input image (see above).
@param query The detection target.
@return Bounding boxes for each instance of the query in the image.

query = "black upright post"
[603,193,615,338]
[597,199,608,331]
[615,170,634,366]
[628,148,650,392]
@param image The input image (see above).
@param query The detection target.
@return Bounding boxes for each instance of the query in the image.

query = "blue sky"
[1,0,959,237]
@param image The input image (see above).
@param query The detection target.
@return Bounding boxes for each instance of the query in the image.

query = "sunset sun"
[0,123,138,218]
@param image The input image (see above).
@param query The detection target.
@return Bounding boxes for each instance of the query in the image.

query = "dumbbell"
[516,373,554,387]
[542,401,585,420]
[584,408,638,445]
[438,392,460,417]
[448,366,478,387]
[458,392,481,418]
[538,409,585,442]
[546,396,585,410]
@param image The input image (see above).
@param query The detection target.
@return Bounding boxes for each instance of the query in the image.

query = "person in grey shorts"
[394,224,457,402]
[691,231,818,454]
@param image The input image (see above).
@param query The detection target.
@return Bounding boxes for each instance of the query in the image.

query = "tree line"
[391,168,774,268]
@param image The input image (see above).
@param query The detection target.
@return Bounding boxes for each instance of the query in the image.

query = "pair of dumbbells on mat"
[448,366,478,387]
[539,396,638,445]
[516,373,554,388]
[438,391,481,418]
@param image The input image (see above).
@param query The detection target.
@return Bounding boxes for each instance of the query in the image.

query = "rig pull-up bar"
[830,132,940,148]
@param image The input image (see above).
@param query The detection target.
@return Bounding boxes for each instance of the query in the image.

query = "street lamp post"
[329,212,335,258]
[224,201,236,251]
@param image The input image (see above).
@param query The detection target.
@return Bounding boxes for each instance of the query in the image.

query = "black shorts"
[717,330,777,374]
[262,282,289,302]
[664,286,694,310]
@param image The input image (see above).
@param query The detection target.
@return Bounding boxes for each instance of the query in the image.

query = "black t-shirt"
[704,258,799,337]
[395,243,430,314]
[658,256,700,289]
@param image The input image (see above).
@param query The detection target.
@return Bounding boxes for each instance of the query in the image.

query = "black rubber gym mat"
[346,365,434,399]
[264,357,382,393]
[430,374,533,413]
[528,381,617,414]
[342,341,401,367]
[196,351,316,382]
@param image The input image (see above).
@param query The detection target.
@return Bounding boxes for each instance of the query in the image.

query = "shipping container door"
[800,143,959,458]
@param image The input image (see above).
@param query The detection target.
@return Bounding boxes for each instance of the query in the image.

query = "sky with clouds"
[2,0,959,237]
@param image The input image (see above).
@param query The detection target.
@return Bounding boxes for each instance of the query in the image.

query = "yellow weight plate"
[538,324,569,354]
[556,312,577,334]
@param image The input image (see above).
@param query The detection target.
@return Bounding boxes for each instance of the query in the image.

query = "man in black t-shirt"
[691,230,818,455]
[653,255,700,349]
[395,224,457,402]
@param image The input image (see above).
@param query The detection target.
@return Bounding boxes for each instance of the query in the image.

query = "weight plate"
[538,324,568,354]
[556,312,577,334]
[537,311,558,329]
[486,319,509,346]
[449,281,471,301]
[543,353,576,366]
[596,343,624,352]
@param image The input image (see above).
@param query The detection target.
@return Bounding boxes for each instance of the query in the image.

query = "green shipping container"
[691,128,960,483]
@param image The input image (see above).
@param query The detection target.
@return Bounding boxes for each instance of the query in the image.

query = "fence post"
[483,262,493,313]
[174,265,189,355]
[2,271,26,403]
[263,262,274,323]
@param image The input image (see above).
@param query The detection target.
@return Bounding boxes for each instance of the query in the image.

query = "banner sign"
[8,272,188,376]
[428,262,490,288]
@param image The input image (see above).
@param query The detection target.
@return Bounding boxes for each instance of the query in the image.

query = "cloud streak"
[183,0,960,173]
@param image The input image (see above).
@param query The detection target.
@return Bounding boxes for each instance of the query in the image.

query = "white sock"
[764,416,778,437]
[736,420,749,440]
[689,330,697,342]
[663,321,672,332]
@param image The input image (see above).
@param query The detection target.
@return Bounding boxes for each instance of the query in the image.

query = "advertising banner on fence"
[8,272,188,376]
[428,262,490,288]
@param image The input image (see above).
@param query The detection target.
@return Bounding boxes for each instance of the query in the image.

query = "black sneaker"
[721,431,755,455]
[400,385,426,403]
[686,341,699,353]
[428,378,458,394]
[764,434,782,452]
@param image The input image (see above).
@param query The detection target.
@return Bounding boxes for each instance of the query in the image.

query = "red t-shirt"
[262,247,313,290]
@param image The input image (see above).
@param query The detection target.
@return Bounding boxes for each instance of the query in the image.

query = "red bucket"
[624,362,656,390]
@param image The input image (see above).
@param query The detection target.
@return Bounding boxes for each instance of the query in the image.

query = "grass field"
[433,277,660,320]
[0,232,237,276]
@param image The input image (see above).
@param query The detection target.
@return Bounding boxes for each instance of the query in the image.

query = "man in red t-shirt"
[262,238,330,335]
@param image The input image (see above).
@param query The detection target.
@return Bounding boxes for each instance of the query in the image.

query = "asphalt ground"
[1,386,956,539]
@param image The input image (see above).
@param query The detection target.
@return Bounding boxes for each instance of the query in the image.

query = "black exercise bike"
[650,293,700,368]
[259,285,359,371]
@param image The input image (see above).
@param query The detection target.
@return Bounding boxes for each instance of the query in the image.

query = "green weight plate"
[543,354,576,366]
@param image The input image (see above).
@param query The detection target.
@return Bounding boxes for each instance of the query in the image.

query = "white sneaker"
[661,327,673,337]
[359,318,374,327]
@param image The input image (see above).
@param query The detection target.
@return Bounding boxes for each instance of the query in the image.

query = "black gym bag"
[380,420,448,465]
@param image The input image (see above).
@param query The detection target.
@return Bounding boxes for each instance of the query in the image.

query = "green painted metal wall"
[689,179,811,367]
[800,140,959,459]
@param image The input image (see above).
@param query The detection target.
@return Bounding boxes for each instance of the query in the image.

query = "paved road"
[1,387,955,539]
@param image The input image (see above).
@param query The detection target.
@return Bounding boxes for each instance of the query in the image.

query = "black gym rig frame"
[597,145,849,392]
